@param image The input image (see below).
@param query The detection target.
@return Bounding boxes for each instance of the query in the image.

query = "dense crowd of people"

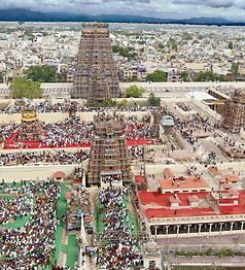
[0,180,60,269]
[130,146,144,160]
[0,195,32,224]
[176,102,191,112]
[44,117,93,147]
[0,100,78,114]
[126,115,158,140]
[1,114,159,148]
[0,117,94,147]
[164,106,214,145]
[126,123,157,140]
[176,114,214,145]
[0,149,88,166]
[0,123,18,143]
[0,100,160,114]
[52,267,75,270]
[216,134,245,158]
[97,187,144,270]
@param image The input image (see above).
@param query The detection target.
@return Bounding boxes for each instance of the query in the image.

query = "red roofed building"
[53,171,66,180]
[159,176,210,193]
[137,190,245,238]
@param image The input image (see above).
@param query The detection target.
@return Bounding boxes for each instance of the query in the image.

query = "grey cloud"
[1,0,245,21]
[68,0,150,4]
[172,0,245,9]
[0,0,151,7]
[68,0,105,4]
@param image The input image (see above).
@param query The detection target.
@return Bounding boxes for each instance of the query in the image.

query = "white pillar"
[199,224,202,233]
[82,165,86,187]
[80,213,88,245]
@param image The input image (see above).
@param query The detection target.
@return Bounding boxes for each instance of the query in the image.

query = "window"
[149,260,156,268]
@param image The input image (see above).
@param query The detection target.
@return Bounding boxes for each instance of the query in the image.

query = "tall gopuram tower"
[17,107,43,141]
[72,23,120,100]
[87,112,132,187]
[223,89,245,133]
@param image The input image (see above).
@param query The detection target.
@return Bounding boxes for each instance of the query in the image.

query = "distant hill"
[0,8,241,25]
[181,17,232,25]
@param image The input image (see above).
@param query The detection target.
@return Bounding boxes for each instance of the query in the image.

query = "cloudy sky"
[2,0,245,21]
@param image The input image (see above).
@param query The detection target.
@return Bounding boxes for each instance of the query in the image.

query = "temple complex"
[87,112,132,186]
[16,107,43,141]
[2,23,245,270]
[223,89,245,133]
[72,23,120,100]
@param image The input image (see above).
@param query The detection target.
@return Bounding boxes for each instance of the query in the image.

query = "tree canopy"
[10,77,42,99]
[194,71,225,82]
[181,71,191,82]
[228,41,233,50]
[0,73,3,83]
[167,38,178,51]
[148,93,161,106]
[112,45,137,60]
[25,65,65,82]
[87,99,117,108]
[118,99,128,107]
[230,63,239,75]
[146,70,167,82]
[125,85,144,98]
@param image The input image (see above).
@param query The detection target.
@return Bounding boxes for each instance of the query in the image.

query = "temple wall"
[0,164,79,182]
[191,99,222,124]
[145,162,245,175]
[0,147,90,154]
[0,112,69,124]
[0,111,151,124]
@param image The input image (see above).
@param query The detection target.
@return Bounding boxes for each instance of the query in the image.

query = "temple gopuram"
[88,66,110,102]
[72,23,120,100]
[223,89,245,133]
[87,112,132,186]
[17,107,43,141]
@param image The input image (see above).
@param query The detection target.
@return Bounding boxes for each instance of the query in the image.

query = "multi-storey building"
[72,23,120,100]
[87,112,132,186]
[167,68,181,82]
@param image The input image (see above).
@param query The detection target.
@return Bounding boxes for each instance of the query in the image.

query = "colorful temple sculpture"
[66,185,93,234]
[223,89,245,133]
[72,23,120,100]
[17,107,43,141]
[87,112,132,186]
